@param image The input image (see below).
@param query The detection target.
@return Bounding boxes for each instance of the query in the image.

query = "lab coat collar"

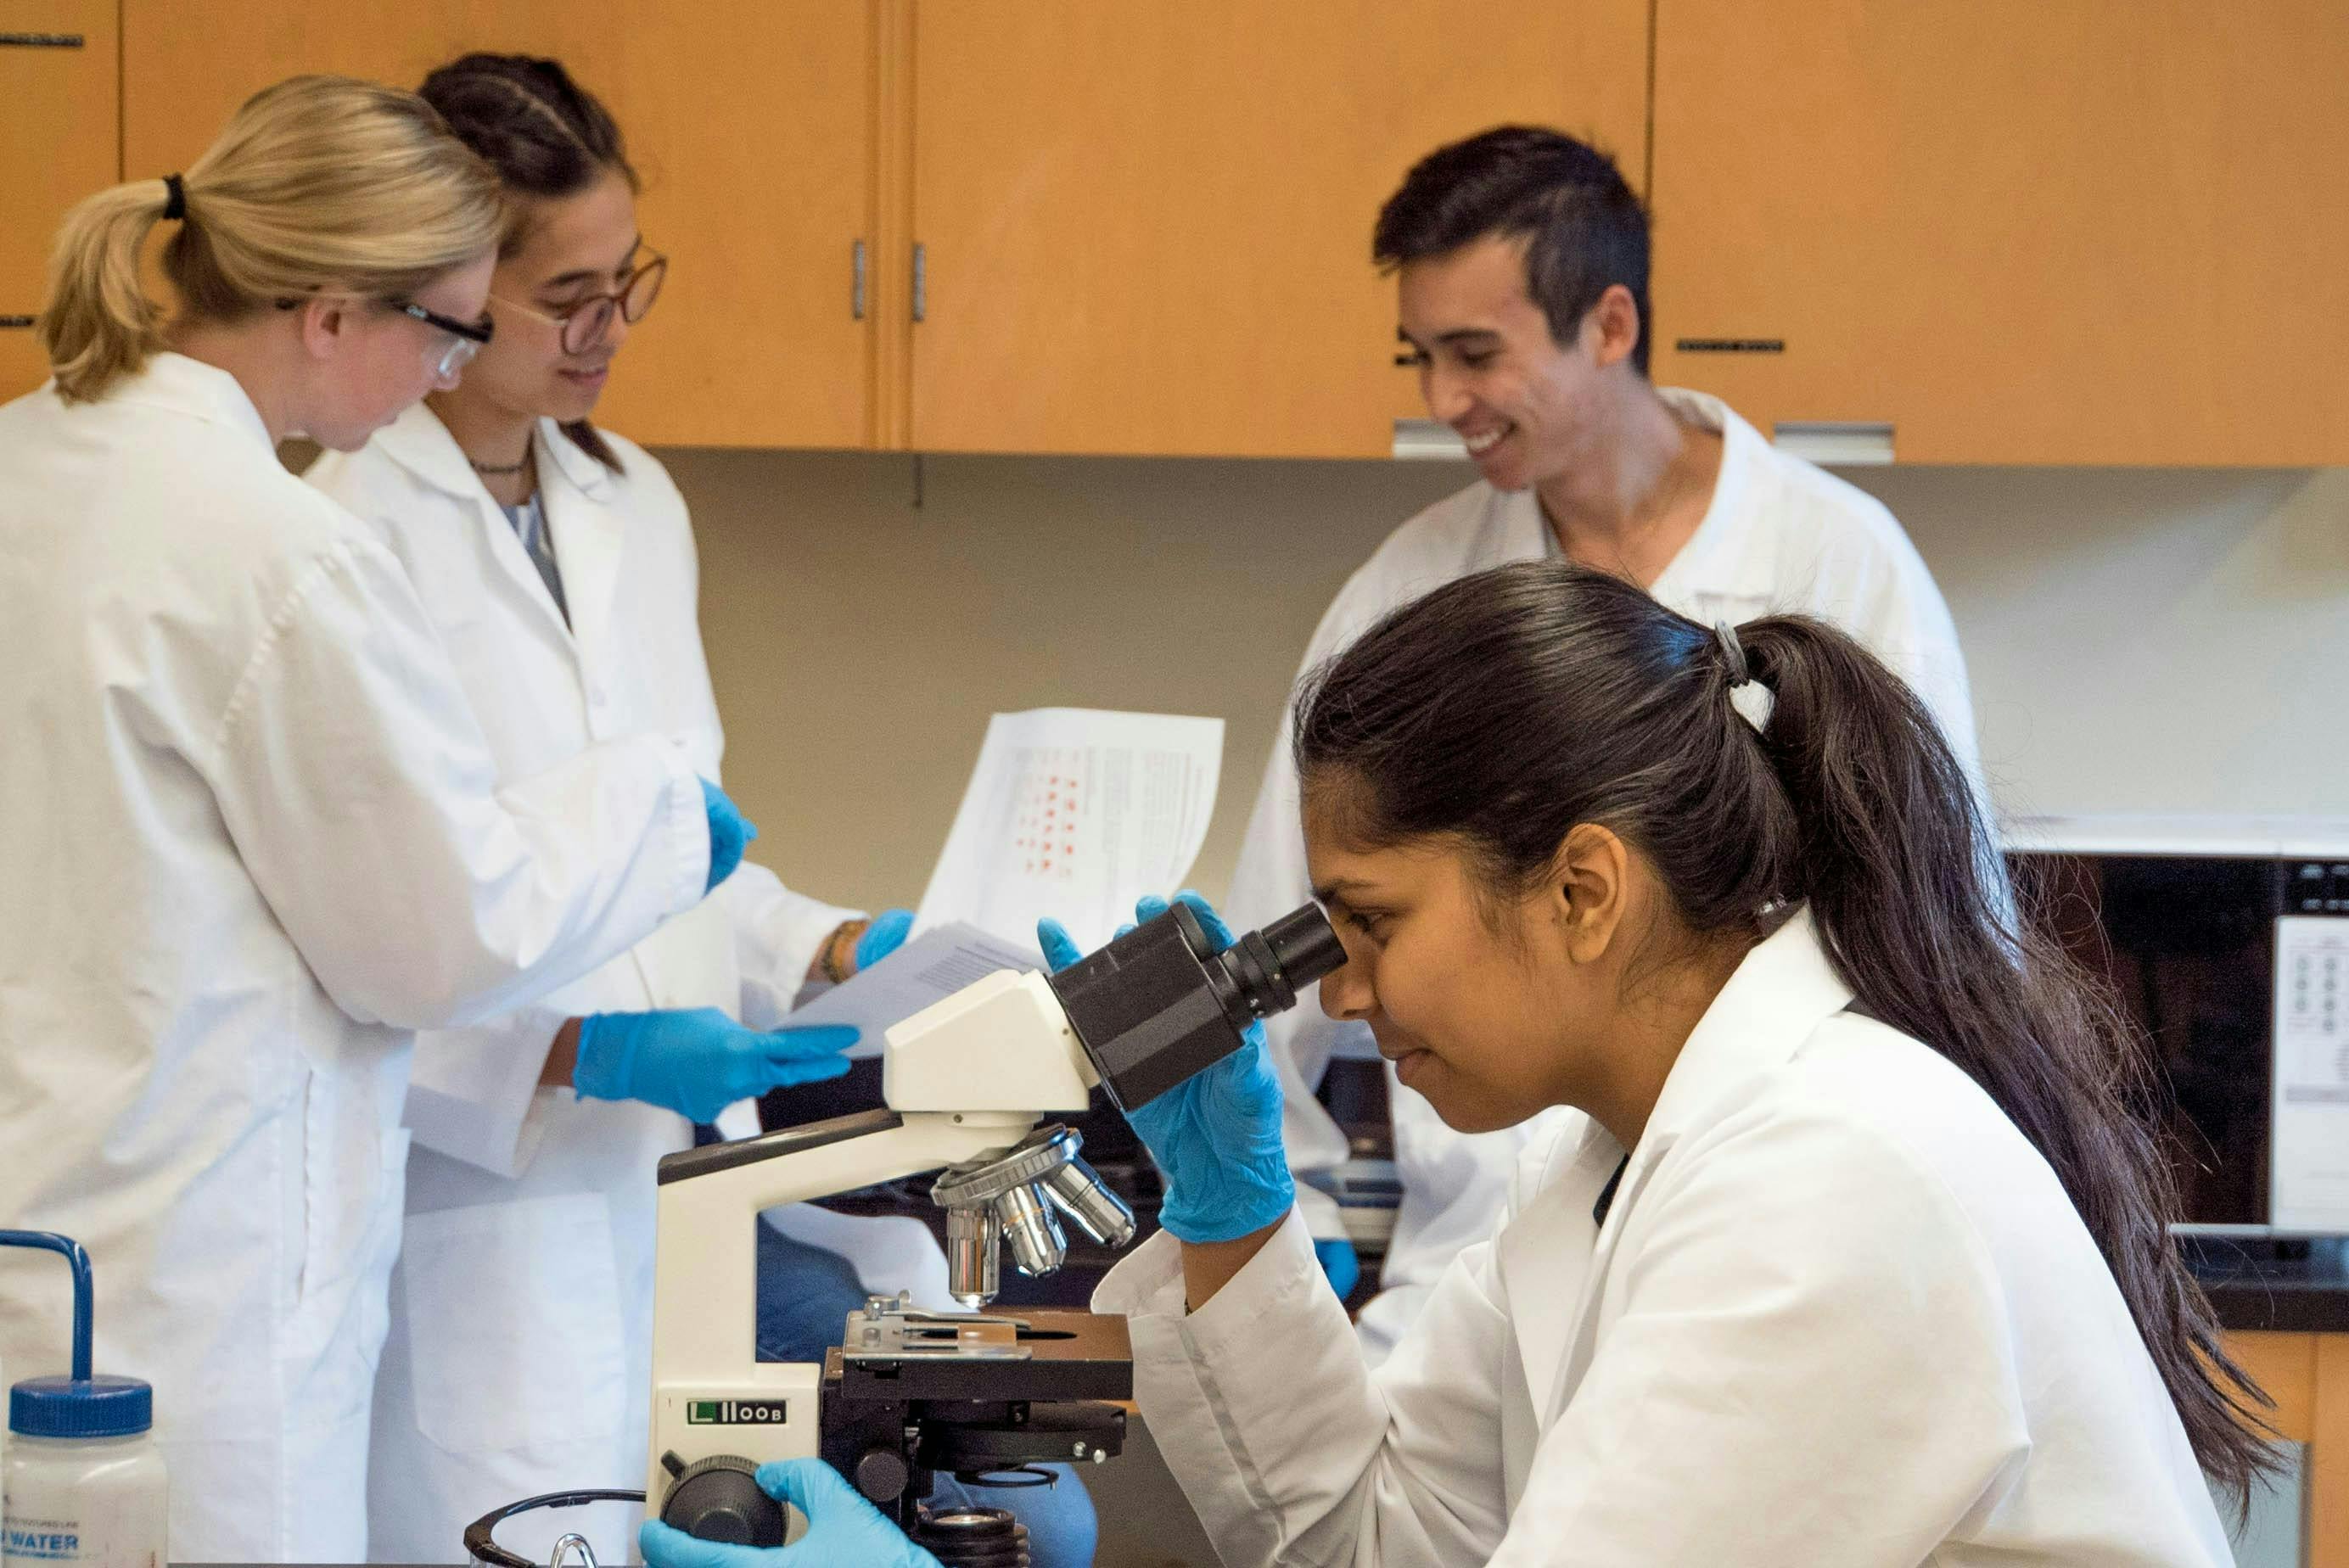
[1494,1117,1624,1428]
[106,351,278,453]
[367,403,581,647]
[369,400,492,502]
[368,403,619,507]
[1512,387,1774,603]
[534,417,619,502]
[1636,904,1853,1151]
[1649,386,1775,604]
[1504,907,1855,1424]
[536,423,628,658]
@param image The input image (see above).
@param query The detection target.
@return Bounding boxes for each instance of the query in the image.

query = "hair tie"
[160,173,187,222]
[1712,619,1775,735]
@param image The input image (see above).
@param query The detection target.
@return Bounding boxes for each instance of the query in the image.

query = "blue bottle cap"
[9,1375,152,1438]
[0,1231,152,1439]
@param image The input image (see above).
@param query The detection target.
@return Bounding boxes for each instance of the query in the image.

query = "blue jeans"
[755,1214,1099,1568]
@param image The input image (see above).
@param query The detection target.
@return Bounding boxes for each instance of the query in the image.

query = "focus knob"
[853,1445,912,1504]
[659,1453,787,1546]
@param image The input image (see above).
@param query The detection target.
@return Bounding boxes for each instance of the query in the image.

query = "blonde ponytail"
[36,74,505,403]
[36,182,175,403]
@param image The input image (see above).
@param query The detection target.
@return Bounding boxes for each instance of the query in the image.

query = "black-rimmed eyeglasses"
[392,301,496,380]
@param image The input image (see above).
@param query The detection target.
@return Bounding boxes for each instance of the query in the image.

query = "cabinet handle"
[1771,421,1895,466]
[851,240,866,321]
[0,316,35,330]
[911,243,926,324]
[0,32,84,47]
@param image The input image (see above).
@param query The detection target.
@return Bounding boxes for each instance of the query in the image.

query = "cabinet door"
[120,2,876,449]
[905,2,1651,457]
[1,3,119,400]
[1650,1,2349,465]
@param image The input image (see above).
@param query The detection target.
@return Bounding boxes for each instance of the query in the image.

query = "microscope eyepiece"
[1208,902,1347,1023]
[1047,900,1345,1112]
[1261,902,1347,989]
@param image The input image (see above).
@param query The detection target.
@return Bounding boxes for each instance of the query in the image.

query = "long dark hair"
[418,53,636,472]
[1292,558,2273,1504]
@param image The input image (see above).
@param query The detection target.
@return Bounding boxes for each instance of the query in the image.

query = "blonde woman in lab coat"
[1067,564,2263,1566]
[0,77,761,1561]
[306,55,1106,1565]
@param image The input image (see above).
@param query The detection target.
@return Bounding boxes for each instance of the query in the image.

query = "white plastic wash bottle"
[0,1233,165,1568]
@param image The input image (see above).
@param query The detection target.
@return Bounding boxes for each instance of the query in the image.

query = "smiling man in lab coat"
[1224,125,1989,1360]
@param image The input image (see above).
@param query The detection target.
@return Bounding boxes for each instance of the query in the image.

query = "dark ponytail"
[417,53,635,473]
[1293,558,2275,1504]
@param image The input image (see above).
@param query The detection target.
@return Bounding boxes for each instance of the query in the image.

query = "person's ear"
[1545,822,1629,964]
[297,296,355,362]
[1584,283,1643,372]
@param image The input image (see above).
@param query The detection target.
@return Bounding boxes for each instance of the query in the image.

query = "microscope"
[637,899,1343,1563]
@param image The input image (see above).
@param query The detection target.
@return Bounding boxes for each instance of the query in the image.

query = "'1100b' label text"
[687,1398,788,1425]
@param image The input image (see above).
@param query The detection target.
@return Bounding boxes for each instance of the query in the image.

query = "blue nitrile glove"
[700,778,757,893]
[1315,1235,1361,1300]
[1037,891,1294,1243]
[574,1007,856,1123]
[639,1458,941,1568]
[853,908,915,971]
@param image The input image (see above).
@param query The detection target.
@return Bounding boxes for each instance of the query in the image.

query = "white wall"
[1858,464,2349,825]
[668,447,2349,916]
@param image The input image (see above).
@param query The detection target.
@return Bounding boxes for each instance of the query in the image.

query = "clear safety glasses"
[393,300,497,380]
[492,249,668,356]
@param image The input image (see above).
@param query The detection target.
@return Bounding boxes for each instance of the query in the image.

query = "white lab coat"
[1225,389,1985,1360]
[307,406,947,1563]
[0,356,710,1561]
[1096,910,2233,1567]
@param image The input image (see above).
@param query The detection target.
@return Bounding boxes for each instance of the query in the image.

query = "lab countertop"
[2189,1237,2349,1334]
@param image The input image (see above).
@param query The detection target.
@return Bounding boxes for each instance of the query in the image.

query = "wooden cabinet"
[109,0,1647,456]
[1648,0,2349,465]
[118,0,877,448]
[80,2,2349,462]
[2226,1330,2349,1565]
[900,1,1649,457]
[1,3,118,400]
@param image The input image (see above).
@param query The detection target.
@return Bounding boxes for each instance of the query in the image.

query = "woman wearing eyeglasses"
[303,54,1078,1565]
[0,76,760,1561]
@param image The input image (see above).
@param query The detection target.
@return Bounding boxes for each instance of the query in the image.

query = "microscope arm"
[650,1108,1042,1389]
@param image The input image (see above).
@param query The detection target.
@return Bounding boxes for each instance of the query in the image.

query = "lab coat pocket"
[356,1127,412,1362]
[400,1193,628,1456]
[296,1070,407,1308]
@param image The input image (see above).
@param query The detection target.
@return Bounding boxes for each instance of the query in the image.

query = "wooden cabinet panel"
[119,2,876,448]
[905,2,1650,457]
[2,3,119,400]
[2319,1335,2349,1568]
[2223,1330,2349,1568]
[1649,1,2349,465]
[2228,1330,2316,1442]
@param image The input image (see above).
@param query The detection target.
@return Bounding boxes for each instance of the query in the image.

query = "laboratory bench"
[2198,1239,2349,1337]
